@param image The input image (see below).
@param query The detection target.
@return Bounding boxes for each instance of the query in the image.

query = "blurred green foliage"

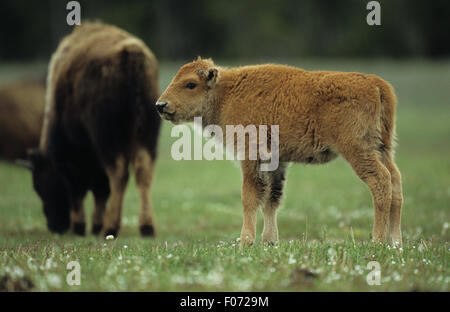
[0,0,448,61]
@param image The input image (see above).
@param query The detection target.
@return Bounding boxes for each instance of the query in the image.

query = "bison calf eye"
[186,82,197,89]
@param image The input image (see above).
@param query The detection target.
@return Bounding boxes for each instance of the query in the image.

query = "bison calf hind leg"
[342,149,392,242]
[380,150,403,246]
[133,148,157,237]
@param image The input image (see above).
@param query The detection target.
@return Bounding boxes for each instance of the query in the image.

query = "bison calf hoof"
[262,232,279,245]
[140,224,155,237]
[390,238,403,248]
[92,224,103,235]
[239,234,255,248]
[72,222,86,236]
[262,239,278,246]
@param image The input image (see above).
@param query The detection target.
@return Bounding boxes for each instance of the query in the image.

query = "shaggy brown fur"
[0,80,45,160]
[157,57,403,247]
[30,23,161,237]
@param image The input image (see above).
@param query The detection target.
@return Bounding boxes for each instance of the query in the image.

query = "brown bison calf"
[29,23,161,237]
[157,57,403,247]
[0,80,45,160]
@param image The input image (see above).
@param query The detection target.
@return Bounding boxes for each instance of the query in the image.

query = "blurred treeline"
[0,0,448,62]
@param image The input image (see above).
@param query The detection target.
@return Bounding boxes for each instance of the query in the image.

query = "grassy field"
[0,59,449,291]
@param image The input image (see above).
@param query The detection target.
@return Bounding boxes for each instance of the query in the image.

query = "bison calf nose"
[155,101,168,113]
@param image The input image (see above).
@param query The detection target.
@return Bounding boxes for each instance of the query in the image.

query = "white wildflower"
[46,274,62,288]
[393,272,402,281]
[27,258,38,271]
[288,255,297,264]
[442,222,449,235]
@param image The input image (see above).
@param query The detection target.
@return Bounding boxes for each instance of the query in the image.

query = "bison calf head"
[28,149,71,234]
[156,57,219,124]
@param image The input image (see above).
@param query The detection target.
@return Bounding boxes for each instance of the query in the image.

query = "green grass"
[0,59,449,291]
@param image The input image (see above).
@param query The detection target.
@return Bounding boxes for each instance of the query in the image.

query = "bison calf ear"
[206,68,219,88]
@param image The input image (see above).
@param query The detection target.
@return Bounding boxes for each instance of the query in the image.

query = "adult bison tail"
[119,40,161,157]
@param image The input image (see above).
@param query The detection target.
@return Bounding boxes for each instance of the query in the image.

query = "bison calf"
[157,57,403,247]
[29,23,161,237]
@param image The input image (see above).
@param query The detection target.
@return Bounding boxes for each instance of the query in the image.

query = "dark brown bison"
[0,80,45,160]
[29,22,161,237]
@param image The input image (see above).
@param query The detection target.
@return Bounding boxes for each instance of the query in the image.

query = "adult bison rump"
[29,23,161,237]
[0,79,45,160]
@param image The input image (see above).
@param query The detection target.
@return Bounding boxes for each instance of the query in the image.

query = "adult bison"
[29,23,161,237]
[157,57,403,247]
[0,79,45,160]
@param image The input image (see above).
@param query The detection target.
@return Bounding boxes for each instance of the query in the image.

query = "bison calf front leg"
[261,163,287,244]
[102,156,129,237]
[239,161,265,248]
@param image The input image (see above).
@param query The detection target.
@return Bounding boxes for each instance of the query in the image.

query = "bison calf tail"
[376,78,398,152]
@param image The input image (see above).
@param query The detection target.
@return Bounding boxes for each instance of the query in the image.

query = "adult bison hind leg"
[69,185,89,236]
[101,155,130,238]
[133,148,157,237]
[91,177,110,235]
[70,198,86,236]
[91,196,107,235]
